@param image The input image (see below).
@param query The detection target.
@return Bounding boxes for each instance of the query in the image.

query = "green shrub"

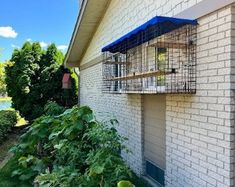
[10,106,136,187]
[43,101,65,116]
[0,110,17,143]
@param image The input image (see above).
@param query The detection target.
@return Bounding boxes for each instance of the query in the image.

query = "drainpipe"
[74,67,80,106]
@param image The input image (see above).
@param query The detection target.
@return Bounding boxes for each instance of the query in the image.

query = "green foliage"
[0,61,12,96]
[0,110,17,143]
[43,101,65,116]
[5,42,78,121]
[10,106,136,187]
[0,157,24,187]
[117,180,133,187]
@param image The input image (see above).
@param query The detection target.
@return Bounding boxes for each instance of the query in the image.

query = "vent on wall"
[146,160,165,186]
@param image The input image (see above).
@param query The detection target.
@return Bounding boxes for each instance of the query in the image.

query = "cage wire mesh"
[102,23,197,94]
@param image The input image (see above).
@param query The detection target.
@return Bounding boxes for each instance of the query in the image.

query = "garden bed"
[0,105,150,187]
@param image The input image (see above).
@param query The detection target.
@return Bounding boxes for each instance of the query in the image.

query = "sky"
[0,0,79,62]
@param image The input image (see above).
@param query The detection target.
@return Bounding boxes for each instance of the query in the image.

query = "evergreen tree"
[5,42,78,121]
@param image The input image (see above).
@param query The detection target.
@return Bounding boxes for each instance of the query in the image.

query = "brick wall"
[78,0,235,186]
[79,0,204,176]
[165,5,235,187]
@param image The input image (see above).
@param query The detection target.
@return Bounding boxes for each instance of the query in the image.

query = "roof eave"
[64,0,111,68]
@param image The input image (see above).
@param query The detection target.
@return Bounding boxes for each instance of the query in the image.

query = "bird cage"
[102,16,197,94]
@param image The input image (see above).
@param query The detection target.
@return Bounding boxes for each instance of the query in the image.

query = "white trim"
[65,0,111,68]
[64,0,88,67]
[176,0,235,19]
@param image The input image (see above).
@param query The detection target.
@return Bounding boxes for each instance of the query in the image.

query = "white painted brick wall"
[165,5,235,187]
[78,0,235,186]
[79,0,204,177]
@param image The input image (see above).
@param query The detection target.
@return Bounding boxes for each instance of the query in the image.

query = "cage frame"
[102,18,197,94]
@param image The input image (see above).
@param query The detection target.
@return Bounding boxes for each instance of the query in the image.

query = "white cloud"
[11,44,19,48]
[26,38,32,42]
[0,26,18,38]
[57,45,68,51]
[38,42,68,51]
[39,41,48,48]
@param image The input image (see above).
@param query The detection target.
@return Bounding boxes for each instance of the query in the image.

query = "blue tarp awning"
[102,16,197,53]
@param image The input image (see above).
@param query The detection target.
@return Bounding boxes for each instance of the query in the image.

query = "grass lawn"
[16,116,27,127]
[0,97,11,102]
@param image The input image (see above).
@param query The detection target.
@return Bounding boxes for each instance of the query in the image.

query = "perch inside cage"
[102,16,197,94]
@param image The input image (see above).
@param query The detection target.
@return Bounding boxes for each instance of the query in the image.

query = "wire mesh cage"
[102,23,197,94]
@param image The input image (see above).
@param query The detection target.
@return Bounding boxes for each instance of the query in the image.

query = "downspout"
[73,67,80,106]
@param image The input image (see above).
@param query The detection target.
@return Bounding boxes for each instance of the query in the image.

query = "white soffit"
[65,0,110,67]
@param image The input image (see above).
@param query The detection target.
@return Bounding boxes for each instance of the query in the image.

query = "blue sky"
[0,0,78,61]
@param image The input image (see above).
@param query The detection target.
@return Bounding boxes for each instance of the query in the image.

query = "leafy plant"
[11,106,135,187]
[43,101,65,116]
[117,180,133,187]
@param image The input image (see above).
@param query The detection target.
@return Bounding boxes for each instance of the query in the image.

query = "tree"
[0,61,12,96]
[5,42,78,121]
[0,63,6,95]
